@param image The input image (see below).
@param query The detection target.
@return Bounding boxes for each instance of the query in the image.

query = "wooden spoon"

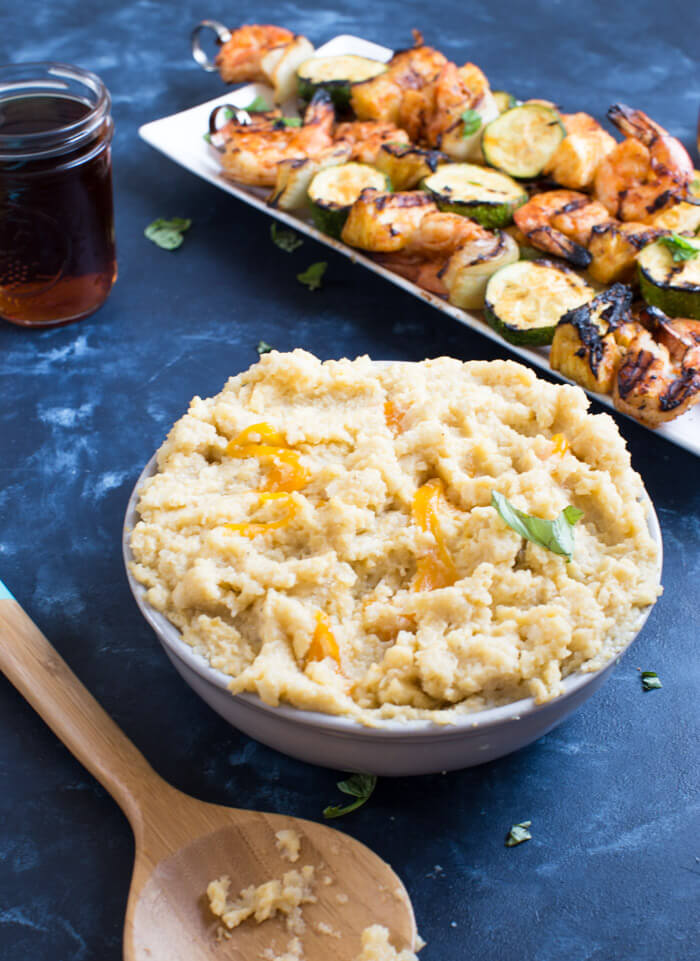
[0,586,417,960]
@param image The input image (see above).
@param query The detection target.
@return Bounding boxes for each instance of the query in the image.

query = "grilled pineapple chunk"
[443,231,519,310]
[341,190,437,252]
[373,143,446,190]
[550,284,636,394]
[268,144,352,211]
[588,221,665,284]
[350,72,404,124]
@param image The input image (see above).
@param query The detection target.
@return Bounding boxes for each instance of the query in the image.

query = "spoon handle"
[0,582,171,833]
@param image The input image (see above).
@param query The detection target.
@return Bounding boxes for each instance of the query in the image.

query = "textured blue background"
[1,2,698,959]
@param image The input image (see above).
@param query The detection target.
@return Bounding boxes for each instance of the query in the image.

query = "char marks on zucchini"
[485,259,594,346]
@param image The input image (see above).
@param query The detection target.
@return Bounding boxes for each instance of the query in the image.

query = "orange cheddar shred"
[412,479,457,591]
[226,422,309,492]
[550,433,569,456]
[224,492,299,538]
[306,611,341,668]
[384,400,406,435]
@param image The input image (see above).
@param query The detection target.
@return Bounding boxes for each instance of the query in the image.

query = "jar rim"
[0,61,111,160]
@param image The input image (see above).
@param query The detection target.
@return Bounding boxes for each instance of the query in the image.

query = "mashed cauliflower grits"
[129,350,661,724]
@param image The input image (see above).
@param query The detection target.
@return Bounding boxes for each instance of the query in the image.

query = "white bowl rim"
[123,418,663,738]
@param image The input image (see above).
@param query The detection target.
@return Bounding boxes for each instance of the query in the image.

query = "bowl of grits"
[123,351,662,774]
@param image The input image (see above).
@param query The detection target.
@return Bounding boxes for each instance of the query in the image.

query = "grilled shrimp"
[334,121,410,164]
[543,112,617,190]
[399,62,497,159]
[613,306,700,426]
[405,211,489,256]
[219,95,334,187]
[215,25,294,83]
[376,212,495,295]
[513,189,611,267]
[594,104,694,222]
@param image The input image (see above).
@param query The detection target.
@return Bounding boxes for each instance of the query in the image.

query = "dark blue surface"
[1,2,698,959]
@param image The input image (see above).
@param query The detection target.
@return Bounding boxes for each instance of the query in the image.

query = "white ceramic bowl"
[123,454,662,776]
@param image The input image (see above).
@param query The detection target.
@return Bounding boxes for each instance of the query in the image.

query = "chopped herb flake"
[491,491,583,561]
[641,670,662,691]
[144,217,192,251]
[279,116,302,127]
[256,340,273,355]
[657,232,700,262]
[505,821,532,847]
[461,109,482,137]
[323,773,377,819]
[202,131,212,143]
[245,95,269,113]
[297,261,327,291]
[271,223,303,253]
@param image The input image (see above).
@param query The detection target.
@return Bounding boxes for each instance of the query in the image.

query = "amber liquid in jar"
[0,66,116,327]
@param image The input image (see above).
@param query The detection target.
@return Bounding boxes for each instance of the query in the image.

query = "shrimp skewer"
[594,104,694,222]
[513,189,611,268]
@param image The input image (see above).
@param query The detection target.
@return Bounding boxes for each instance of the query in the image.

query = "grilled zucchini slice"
[550,284,635,393]
[297,55,387,109]
[482,104,566,179]
[373,143,446,191]
[443,231,519,310]
[341,191,436,252]
[638,236,700,319]
[484,260,594,345]
[422,163,527,228]
[308,163,389,238]
[268,144,352,211]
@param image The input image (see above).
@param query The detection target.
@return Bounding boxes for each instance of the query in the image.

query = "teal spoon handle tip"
[0,581,15,601]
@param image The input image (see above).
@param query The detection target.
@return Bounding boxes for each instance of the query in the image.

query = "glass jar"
[0,62,116,327]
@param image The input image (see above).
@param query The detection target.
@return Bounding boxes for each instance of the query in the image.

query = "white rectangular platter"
[140,33,699,457]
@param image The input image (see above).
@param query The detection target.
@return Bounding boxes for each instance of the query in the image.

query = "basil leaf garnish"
[657,232,700,262]
[323,773,377,819]
[245,95,269,113]
[297,262,327,291]
[144,218,192,251]
[271,223,303,253]
[491,491,584,561]
[641,671,662,691]
[461,109,482,137]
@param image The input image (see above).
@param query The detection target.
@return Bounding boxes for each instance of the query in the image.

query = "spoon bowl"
[126,788,415,961]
